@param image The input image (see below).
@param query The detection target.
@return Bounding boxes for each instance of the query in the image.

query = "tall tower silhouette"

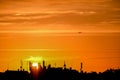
[64,61,66,69]
[42,60,46,70]
[43,60,45,68]
[20,60,23,71]
[80,62,83,73]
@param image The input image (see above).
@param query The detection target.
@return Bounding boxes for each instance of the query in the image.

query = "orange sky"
[0,0,120,72]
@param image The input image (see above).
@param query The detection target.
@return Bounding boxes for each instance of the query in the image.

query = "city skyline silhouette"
[0,0,120,78]
[0,60,120,80]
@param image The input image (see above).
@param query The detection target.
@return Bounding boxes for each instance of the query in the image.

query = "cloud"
[0,10,119,26]
[110,0,120,7]
[0,48,60,51]
[0,0,119,32]
[0,0,112,12]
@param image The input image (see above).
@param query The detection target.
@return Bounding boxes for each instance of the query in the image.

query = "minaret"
[63,61,66,69]
[20,60,23,71]
[80,62,83,73]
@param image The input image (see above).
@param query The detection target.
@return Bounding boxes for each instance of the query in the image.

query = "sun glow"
[25,56,43,62]
[32,62,39,69]
[32,63,38,67]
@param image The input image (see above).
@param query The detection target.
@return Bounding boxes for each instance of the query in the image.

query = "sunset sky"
[0,0,120,72]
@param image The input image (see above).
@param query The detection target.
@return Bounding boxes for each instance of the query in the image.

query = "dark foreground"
[0,67,120,80]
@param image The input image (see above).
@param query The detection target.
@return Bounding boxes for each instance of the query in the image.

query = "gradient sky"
[0,0,120,72]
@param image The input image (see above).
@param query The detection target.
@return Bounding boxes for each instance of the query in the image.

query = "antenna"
[7,64,9,71]
[54,63,56,67]
[20,60,23,71]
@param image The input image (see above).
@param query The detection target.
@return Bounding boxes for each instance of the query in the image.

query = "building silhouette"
[0,60,120,80]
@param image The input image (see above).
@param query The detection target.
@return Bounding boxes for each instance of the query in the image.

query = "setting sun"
[32,63,39,69]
